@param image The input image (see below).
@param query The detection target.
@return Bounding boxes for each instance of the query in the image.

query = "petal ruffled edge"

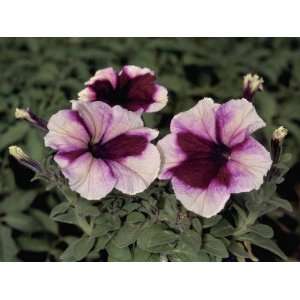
[145,84,168,113]
[57,152,117,200]
[171,177,230,218]
[171,98,220,143]
[216,98,266,146]
[44,109,90,152]
[78,67,117,101]
[109,143,160,195]
[227,137,272,193]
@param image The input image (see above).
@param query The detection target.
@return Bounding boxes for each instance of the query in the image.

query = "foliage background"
[0,37,300,261]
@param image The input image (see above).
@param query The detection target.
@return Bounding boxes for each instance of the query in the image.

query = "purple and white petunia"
[44,101,160,200]
[158,98,272,218]
[78,65,168,113]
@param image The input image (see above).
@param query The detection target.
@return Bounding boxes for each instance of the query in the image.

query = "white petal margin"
[120,65,154,78]
[171,177,231,218]
[171,98,220,143]
[157,133,186,180]
[102,105,144,143]
[216,98,266,147]
[146,85,168,113]
[45,110,89,152]
[78,87,96,102]
[109,143,160,195]
[72,101,112,144]
[58,152,117,200]
[86,67,117,88]
[227,137,272,194]
[78,68,117,101]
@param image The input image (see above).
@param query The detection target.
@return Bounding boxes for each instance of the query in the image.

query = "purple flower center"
[88,73,156,112]
[88,134,148,160]
[171,132,231,189]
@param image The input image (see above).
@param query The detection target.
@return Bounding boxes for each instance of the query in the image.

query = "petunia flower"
[157,98,272,218]
[78,65,168,113]
[44,101,160,200]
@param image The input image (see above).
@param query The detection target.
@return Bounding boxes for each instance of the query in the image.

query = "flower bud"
[243,73,264,102]
[9,145,42,173]
[271,126,288,163]
[272,126,288,143]
[15,108,48,131]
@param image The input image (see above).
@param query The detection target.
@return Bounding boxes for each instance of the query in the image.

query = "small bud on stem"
[243,73,264,102]
[9,145,43,173]
[267,126,288,182]
[15,108,48,132]
[271,126,288,163]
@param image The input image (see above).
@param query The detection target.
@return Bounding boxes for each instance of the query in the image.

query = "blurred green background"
[0,38,300,261]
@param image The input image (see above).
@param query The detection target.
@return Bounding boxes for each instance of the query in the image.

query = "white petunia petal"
[171,98,220,143]
[216,98,266,146]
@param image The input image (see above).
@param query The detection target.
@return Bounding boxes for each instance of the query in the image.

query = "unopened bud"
[15,108,48,131]
[272,126,288,143]
[271,126,288,164]
[9,145,42,173]
[243,73,264,102]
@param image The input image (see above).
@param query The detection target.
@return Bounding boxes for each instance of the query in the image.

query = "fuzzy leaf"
[0,225,18,261]
[60,236,95,262]
[210,219,235,237]
[238,233,287,261]
[137,224,178,253]
[106,242,132,262]
[202,215,222,228]
[126,212,146,224]
[3,212,42,233]
[30,209,59,235]
[112,223,143,248]
[203,234,229,258]
[249,224,274,239]
[17,236,50,252]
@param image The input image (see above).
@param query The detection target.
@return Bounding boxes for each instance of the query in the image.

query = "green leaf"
[106,242,132,262]
[60,236,95,262]
[91,214,121,237]
[17,236,50,252]
[266,197,293,212]
[122,202,141,213]
[171,246,210,262]
[0,190,38,213]
[202,215,222,228]
[75,198,100,217]
[50,202,70,218]
[238,233,287,261]
[192,218,202,234]
[137,224,178,253]
[51,208,78,225]
[180,229,202,251]
[112,223,143,248]
[30,209,59,235]
[92,234,114,253]
[133,247,151,262]
[159,194,178,223]
[203,234,229,258]
[249,224,274,239]
[228,242,252,259]
[126,212,146,224]
[210,219,235,237]
[0,123,29,151]
[0,225,18,261]
[3,212,42,233]
[170,230,207,262]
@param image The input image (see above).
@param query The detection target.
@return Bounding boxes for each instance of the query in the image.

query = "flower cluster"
[11,66,276,218]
